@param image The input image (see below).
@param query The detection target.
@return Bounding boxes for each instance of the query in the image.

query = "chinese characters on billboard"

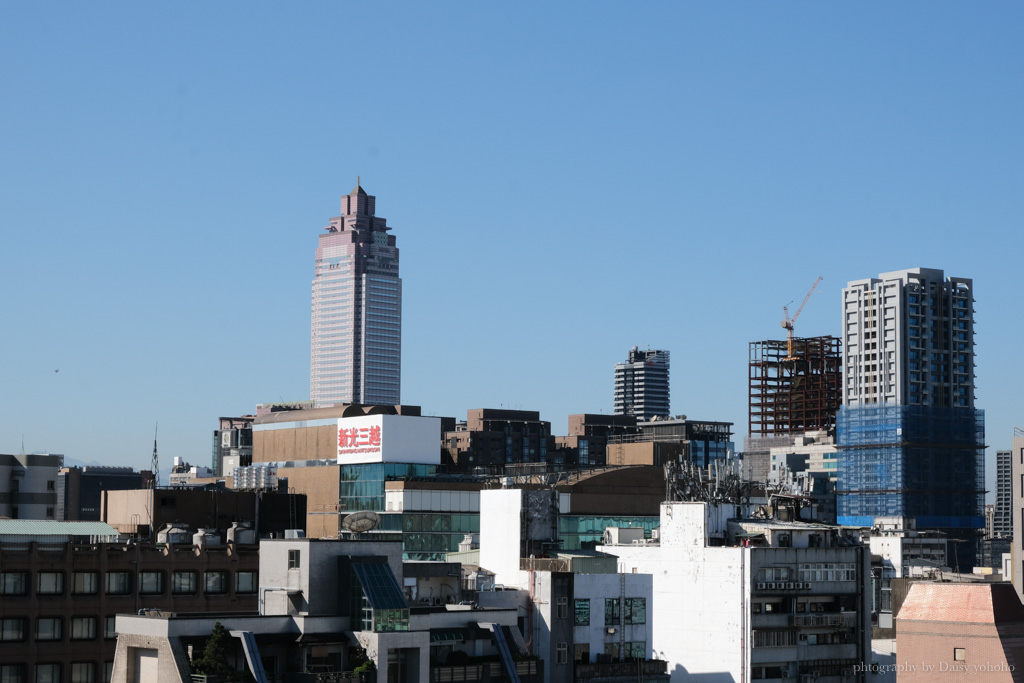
[337,424,383,456]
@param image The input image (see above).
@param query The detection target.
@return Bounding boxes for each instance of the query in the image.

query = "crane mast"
[781,276,822,360]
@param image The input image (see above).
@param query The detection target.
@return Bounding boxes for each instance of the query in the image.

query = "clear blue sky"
[2,3,1021,498]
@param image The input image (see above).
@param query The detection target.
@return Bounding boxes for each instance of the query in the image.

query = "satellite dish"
[342,511,380,534]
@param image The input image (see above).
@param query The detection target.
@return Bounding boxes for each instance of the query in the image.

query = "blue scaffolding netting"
[836,405,984,528]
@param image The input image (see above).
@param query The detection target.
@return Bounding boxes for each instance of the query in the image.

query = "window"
[0,618,27,642]
[172,571,196,595]
[34,663,61,683]
[204,571,228,595]
[139,572,164,595]
[105,572,131,595]
[103,617,116,640]
[72,573,98,595]
[625,641,646,659]
[236,571,257,594]
[574,599,590,626]
[71,617,97,640]
[37,573,64,595]
[556,642,567,665]
[753,630,797,647]
[70,663,95,683]
[288,549,301,569]
[604,643,620,659]
[625,598,646,625]
[36,618,62,641]
[605,598,620,625]
[0,665,26,683]
[0,573,27,595]
[103,662,113,683]
[556,596,568,619]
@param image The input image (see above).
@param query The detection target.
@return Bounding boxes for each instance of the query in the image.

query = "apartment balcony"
[791,611,857,628]
[574,659,669,682]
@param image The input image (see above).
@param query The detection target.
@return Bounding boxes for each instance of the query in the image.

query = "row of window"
[0,662,109,683]
[566,641,647,664]
[0,570,257,597]
[1,616,116,642]
[570,598,646,626]
[759,564,857,583]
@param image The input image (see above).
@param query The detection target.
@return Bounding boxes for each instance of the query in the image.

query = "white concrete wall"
[479,489,527,588]
[602,502,749,683]
[259,538,404,616]
[336,415,441,465]
[572,573,653,662]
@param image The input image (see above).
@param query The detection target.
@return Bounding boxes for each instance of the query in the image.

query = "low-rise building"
[110,536,538,683]
[480,487,668,683]
[0,453,63,520]
[0,520,259,682]
[56,466,149,521]
[896,582,1024,682]
[600,501,871,683]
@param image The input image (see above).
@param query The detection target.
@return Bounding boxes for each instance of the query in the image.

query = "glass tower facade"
[310,182,402,406]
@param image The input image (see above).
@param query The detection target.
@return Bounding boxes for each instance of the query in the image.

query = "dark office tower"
[613,347,670,422]
[310,181,402,406]
[56,466,147,521]
[836,268,984,566]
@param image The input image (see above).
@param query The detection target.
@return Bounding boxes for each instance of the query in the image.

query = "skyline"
[2,4,1022,503]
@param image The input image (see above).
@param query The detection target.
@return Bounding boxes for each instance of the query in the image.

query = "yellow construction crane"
[781,276,822,360]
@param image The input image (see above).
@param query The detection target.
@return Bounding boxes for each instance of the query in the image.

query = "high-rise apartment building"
[995,448,1012,539]
[310,181,402,406]
[840,267,975,407]
[836,268,984,566]
[613,347,670,421]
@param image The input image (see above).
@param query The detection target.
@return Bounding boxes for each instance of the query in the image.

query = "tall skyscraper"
[310,181,402,406]
[836,268,984,565]
[613,347,670,421]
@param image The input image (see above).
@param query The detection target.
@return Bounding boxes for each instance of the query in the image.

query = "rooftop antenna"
[151,423,160,488]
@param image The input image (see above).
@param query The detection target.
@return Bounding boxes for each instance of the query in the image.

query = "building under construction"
[748,336,841,436]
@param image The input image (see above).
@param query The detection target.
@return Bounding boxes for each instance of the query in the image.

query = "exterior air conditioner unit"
[842,669,852,676]
[786,582,795,590]
[757,582,767,590]
[812,671,821,678]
